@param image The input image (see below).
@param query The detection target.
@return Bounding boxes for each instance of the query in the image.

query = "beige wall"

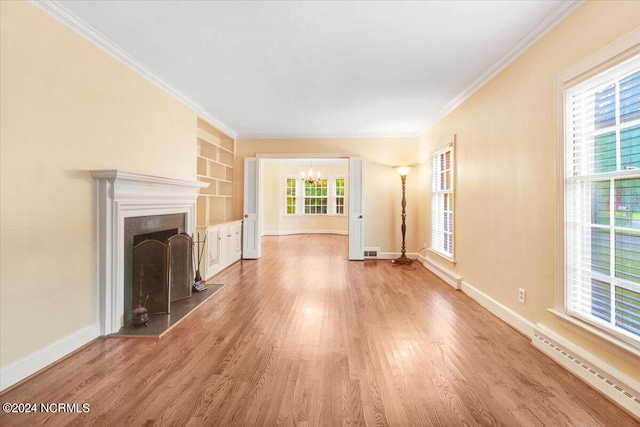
[235,138,421,253]
[261,160,348,235]
[0,2,197,367]
[417,0,640,378]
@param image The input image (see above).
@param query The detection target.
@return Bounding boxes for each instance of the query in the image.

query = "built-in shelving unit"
[196,118,235,227]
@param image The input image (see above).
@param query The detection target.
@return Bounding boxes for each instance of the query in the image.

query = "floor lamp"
[394,166,413,265]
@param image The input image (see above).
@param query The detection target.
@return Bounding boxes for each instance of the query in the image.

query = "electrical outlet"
[518,288,526,304]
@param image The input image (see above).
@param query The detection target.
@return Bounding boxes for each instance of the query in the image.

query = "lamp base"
[392,255,413,265]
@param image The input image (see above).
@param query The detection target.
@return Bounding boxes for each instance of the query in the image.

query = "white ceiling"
[48,1,579,138]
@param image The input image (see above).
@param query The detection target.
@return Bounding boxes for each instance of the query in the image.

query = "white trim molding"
[418,0,584,135]
[263,230,348,236]
[91,170,207,335]
[460,280,536,338]
[533,324,640,418]
[548,309,640,366]
[379,252,419,261]
[29,1,582,140]
[418,255,462,290]
[437,272,639,418]
[29,0,237,138]
[0,323,99,391]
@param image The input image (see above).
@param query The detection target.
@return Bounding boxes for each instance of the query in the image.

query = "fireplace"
[125,214,194,324]
[92,170,208,335]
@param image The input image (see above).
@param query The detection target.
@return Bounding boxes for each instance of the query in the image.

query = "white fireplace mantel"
[91,170,208,335]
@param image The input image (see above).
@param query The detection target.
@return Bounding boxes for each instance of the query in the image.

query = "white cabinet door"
[233,221,243,259]
[207,226,222,276]
[228,220,242,261]
[222,223,231,268]
[199,221,243,281]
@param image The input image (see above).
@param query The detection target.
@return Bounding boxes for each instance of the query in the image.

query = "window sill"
[428,248,456,265]
[548,308,640,367]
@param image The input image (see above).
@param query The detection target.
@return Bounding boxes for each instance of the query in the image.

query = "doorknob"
[359,215,363,219]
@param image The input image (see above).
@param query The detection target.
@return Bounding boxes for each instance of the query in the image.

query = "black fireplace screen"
[133,239,170,314]
[132,232,193,316]
[168,233,193,302]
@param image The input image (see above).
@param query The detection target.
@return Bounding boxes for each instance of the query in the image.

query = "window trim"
[284,175,347,217]
[430,139,455,262]
[284,176,298,216]
[334,176,346,216]
[554,29,640,358]
[303,177,329,215]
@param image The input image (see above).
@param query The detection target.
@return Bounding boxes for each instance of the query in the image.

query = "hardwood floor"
[1,234,637,426]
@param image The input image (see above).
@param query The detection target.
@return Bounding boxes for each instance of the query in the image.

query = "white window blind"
[564,54,640,343]
[431,145,454,258]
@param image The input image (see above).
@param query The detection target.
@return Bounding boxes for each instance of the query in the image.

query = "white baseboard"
[533,324,640,418]
[378,251,418,260]
[448,275,638,418]
[0,323,100,391]
[460,280,535,337]
[418,255,462,290]
[452,281,640,418]
[377,252,396,259]
[263,229,348,236]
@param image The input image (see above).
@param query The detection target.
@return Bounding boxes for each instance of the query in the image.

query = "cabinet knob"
[244,214,248,218]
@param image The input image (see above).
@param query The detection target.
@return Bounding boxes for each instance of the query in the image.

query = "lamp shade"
[395,166,413,176]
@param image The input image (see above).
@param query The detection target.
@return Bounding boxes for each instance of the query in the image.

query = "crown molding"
[29,0,582,141]
[29,0,238,139]
[416,0,585,136]
[238,1,584,140]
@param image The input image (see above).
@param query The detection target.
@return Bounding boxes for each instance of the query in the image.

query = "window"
[286,178,297,215]
[335,177,345,215]
[285,175,346,216]
[304,178,328,214]
[431,145,454,259]
[564,55,640,343]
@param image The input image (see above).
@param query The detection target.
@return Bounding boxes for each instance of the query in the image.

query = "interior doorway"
[242,154,364,260]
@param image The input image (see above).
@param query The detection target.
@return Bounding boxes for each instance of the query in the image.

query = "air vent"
[364,247,381,258]
[533,331,640,410]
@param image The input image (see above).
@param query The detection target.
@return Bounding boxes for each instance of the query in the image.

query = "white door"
[243,157,261,259]
[349,157,364,260]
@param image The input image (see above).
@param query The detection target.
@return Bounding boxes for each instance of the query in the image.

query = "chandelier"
[301,160,321,184]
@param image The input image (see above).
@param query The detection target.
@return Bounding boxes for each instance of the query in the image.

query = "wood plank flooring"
[1,234,637,426]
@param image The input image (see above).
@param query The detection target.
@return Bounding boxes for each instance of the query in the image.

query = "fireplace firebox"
[132,232,193,317]
[124,213,188,324]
